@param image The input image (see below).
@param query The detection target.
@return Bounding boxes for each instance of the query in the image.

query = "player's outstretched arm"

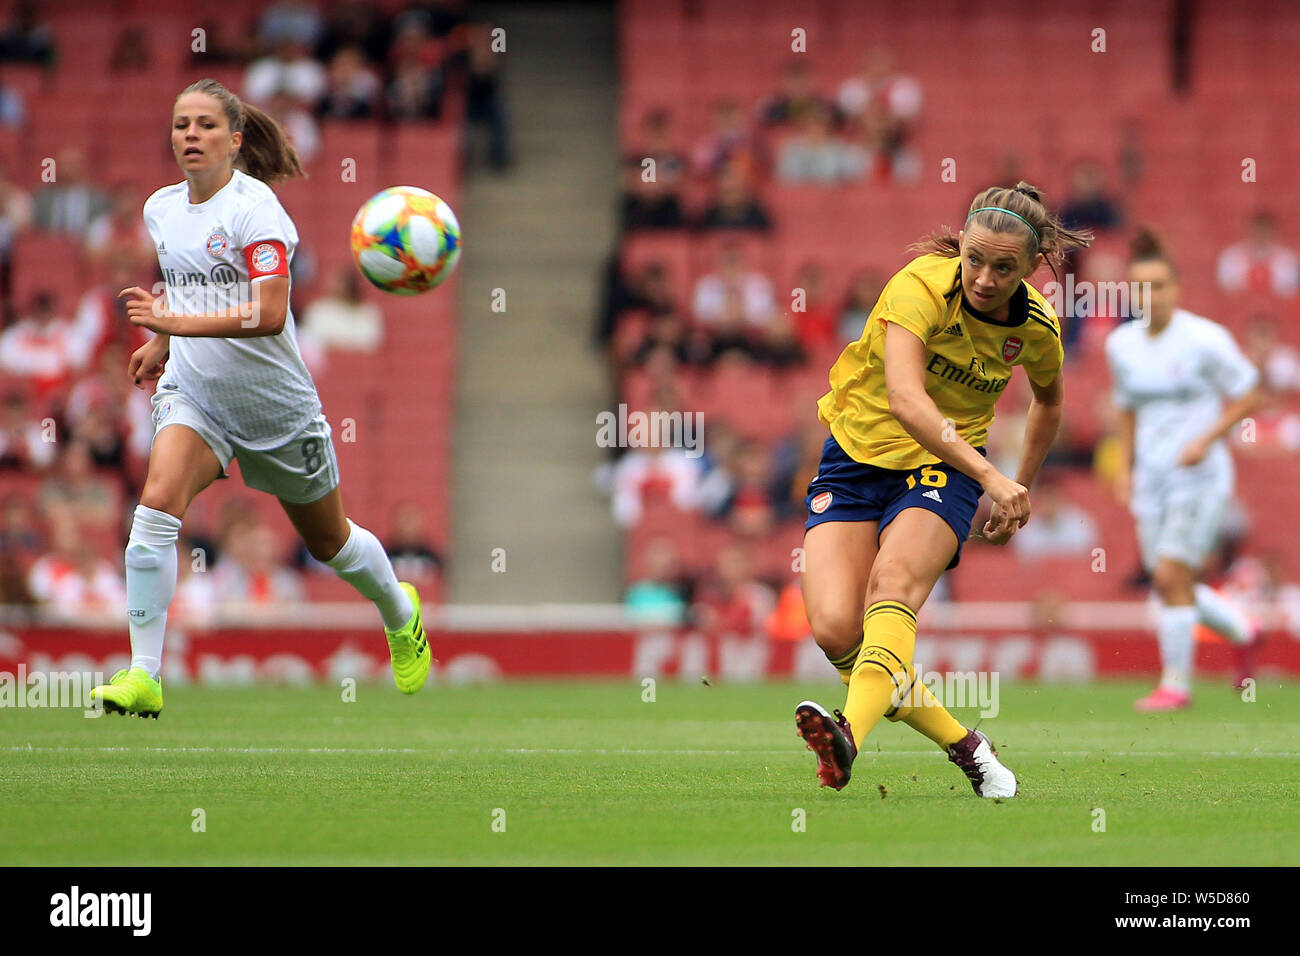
[1012,372,1064,491]
[1176,386,1261,466]
[884,321,1031,541]
[119,276,289,339]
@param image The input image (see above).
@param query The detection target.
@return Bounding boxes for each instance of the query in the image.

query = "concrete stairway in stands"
[450,2,623,603]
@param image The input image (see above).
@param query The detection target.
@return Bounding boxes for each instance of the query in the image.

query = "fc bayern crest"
[1002,336,1023,362]
[206,231,229,257]
[251,242,281,273]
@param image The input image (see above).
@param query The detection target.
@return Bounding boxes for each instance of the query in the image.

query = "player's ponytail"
[176,78,306,185]
[912,181,1093,279]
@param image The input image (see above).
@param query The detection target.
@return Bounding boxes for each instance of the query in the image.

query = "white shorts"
[151,389,340,504]
[1133,482,1230,573]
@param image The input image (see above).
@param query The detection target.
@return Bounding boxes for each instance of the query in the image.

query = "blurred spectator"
[393,3,465,41]
[770,422,828,519]
[696,165,772,231]
[691,99,765,182]
[85,185,153,275]
[693,243,774,328]
[299,267,384,353]
[33,147,110,236]
[27,512,125,616]
[316,45,382,119]
[0,0,55,68]
[624,537,690,625]
[627,312,694,368]
[760,311,807,369]
[172,536,217,627]
[718,439,777,536]
[0,390,56,470]
[1117,117,1144,188]
[108,24,152,74]
[465,18,511,170]
[1241,315,1300,394]
[1059,159,1122,232]
[837,47,922,134]
[257,0,325,51]
[72,257,154,365]
[696,294,766,366]
[766,577,812,641]
[621,109,687,230]
[386,500,444,586]
[837,267,885,342]
[620,156,684,230]
[1217,212,1300,297]
[64,345,154,479]
[776,102,860,184]
[244,39,329,106]
[318,2,392,64]
[693,420,742,517]
[266,90,321,164]
[0,291,99,399]
[386,17,445,121]
[37,438,120,530]
[597,257,679,351]
[848,100,921,184]
[789,262,836,350]
[0,161,32,322]
[0,493,42,604]
[760,59,837,128]
[606,441,702,527]
[1011,480,1100,560]
[211,519,305,606]
[692,543,777,635]
[0,75,24,127]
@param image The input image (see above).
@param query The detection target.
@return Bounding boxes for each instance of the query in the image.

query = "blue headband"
[967,206,1040,243]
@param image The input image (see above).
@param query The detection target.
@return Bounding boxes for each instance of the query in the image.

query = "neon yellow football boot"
[385,582,431,694]
[90,667,163,719]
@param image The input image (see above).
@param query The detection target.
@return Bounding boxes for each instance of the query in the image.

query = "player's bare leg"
[281,488,429,693]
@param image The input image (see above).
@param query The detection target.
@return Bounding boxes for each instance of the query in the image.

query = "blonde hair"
[176,78,306,184]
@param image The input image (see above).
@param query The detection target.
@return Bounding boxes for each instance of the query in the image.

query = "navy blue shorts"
[804,435,986,570]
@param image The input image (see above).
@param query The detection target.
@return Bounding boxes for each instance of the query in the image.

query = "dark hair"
[1129,226,1177,276]
[911,181,1093,279]
[176,78,306,185]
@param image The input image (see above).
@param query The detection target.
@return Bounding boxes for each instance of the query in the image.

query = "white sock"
[1193,583,1251,644]
[125,505,182,681]
[326,519,413,630]
[1156,604,1198,694]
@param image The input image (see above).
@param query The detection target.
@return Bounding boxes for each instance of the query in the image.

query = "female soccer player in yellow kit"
[795,183,1091,796]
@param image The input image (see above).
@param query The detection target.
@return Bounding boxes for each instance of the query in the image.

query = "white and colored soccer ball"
[349,186,461,295]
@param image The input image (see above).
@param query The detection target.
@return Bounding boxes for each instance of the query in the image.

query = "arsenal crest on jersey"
[1002,336,1023,362]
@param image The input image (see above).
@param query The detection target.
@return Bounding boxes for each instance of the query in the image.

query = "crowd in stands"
[0,1,496,619]
[601,45,1300,629]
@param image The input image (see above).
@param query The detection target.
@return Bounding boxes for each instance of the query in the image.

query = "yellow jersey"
[817,253,1063,470]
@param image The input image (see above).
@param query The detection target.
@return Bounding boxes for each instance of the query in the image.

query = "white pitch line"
[6,746,1300,757]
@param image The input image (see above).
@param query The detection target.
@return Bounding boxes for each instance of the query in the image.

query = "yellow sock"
[826,638,863,686]
[889,679,969,749]
[842,601,918,744]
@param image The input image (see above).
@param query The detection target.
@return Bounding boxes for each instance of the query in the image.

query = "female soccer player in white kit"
[90,79,430,717]
[1106,229,1261,711]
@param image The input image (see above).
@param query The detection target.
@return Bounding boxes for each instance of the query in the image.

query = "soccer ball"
[349,186,461,295]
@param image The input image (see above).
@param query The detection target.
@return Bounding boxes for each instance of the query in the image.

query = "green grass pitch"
[2,680,1298,865]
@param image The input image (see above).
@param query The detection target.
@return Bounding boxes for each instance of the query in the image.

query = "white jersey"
[1105,308,1258,513]
[144,169,320,450]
